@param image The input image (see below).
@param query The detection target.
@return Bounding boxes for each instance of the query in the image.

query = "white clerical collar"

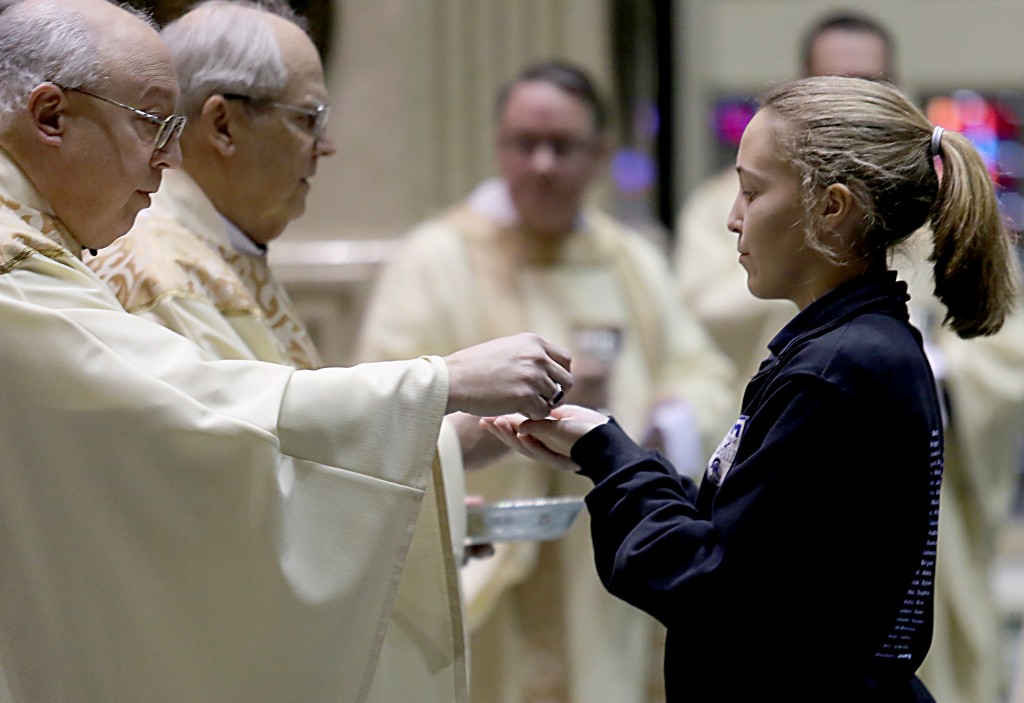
[221,215,267,257]
[466,177,518,225]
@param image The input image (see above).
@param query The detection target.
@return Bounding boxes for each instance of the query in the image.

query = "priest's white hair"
[0,1,102,121]
[162,0,309,119]
[0,1,155,124]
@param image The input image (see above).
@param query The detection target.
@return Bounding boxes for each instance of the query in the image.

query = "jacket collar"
[767,270,911,358]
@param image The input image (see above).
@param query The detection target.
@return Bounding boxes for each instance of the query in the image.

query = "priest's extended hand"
[443,333,573,421]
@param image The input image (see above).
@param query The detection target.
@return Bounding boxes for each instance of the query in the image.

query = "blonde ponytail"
[928,129,1016,338]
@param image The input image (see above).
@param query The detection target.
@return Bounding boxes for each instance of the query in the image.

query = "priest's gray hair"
[162,0,309,119]
[0,1,102,123]
[0,1,156,125]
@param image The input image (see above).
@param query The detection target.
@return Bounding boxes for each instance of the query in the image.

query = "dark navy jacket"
[572,271,942,702]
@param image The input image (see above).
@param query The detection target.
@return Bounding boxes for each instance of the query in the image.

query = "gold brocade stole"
[443,205,665,376]
[0,194,81,273]
[209,241,323,370]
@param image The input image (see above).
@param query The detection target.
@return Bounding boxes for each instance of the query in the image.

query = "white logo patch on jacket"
[706,416,747,485]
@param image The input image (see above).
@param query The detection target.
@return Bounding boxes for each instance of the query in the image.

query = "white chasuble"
[0,150,456,703]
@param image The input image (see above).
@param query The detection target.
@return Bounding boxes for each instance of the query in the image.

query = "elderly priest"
[0,1,572,702]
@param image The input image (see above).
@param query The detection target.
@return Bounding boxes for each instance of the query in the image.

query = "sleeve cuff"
[571,417,653,483]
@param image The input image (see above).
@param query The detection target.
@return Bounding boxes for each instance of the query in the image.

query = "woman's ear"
[821,182,863,244]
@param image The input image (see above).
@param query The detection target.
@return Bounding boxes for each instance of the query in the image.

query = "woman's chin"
[746,279,782,302]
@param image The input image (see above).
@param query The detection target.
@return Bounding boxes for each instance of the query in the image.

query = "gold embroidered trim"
[0,247,35,275]
[123,286,262,318]
[0,244,72,275]
[0,191,82,273]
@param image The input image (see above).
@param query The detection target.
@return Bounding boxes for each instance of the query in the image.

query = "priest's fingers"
[518,391,558,422]
[539,338,573,390]
[443,333,575,418]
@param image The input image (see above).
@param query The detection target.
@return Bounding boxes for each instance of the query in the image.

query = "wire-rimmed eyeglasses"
[55,84,187,151]
[222,93,330,142]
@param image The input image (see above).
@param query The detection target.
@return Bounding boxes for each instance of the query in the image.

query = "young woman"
[484,76,1017,701]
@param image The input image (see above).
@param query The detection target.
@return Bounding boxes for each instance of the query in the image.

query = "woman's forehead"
[738,111,787,170]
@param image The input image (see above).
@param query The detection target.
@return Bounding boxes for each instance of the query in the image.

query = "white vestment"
[0,149,462,703]
[84,168,469,703]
